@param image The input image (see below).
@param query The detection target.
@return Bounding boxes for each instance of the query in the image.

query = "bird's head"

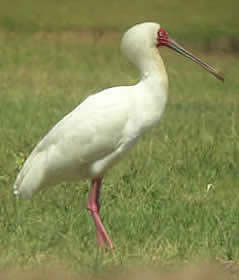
[121,22,224,82]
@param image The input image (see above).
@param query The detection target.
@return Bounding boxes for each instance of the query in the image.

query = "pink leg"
[87,178,114,249]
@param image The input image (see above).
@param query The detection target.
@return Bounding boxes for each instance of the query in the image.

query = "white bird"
[13,22,223,249]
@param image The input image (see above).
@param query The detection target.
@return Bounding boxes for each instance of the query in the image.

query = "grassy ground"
[0,0,238,274]
[0,0,237,43]
[0,32,238,271]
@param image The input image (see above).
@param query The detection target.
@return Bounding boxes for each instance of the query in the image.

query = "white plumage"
[13,23,168,199]
[13,22,222,248]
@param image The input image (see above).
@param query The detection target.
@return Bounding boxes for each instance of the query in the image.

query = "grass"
[0,0,237,44]
[0,31,238,271]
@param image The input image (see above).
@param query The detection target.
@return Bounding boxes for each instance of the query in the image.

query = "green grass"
[0,0,237,43]
[0,29,238,272]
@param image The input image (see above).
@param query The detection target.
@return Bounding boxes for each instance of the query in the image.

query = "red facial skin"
[157,28,169,47]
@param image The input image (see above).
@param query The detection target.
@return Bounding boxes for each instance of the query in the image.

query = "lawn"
[0,0,238,274]
[0,0,237,43]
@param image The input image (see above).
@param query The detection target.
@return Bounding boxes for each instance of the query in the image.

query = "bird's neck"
[139,48,168,92]
[134,48,168,131]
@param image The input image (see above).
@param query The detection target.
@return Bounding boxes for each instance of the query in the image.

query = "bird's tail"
[13,150,46,199]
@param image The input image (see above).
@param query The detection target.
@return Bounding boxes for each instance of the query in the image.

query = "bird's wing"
[38,86,130,161]
[14,86,132,195]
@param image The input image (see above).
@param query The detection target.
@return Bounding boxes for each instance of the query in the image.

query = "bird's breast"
[135,81,168,132]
